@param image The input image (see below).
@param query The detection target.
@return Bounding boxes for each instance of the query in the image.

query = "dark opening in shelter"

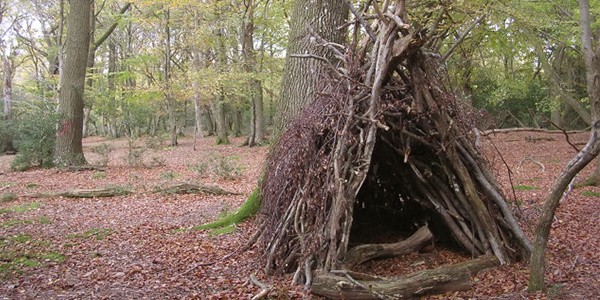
[350,134,458,249]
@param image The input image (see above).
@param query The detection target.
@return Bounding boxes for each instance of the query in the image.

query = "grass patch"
[513,184,539,191]
[10,234,33,243]
[67,228,112,240]
[0,192,18,203]
[0,235,66,278]
[194,188,260,230]
[40,252,66,263]
[92,171,106,179]
[581,190,600,197]
[1,219,34,228]
[159,171,181,180]
[25,183,39,189]
[208,224,236,236]
[38,216,52,224]
[0,202,42,215]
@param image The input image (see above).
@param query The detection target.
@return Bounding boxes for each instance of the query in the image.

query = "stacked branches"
[259,0,532,287]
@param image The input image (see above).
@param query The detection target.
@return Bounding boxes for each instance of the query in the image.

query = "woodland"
[0,0,599,299]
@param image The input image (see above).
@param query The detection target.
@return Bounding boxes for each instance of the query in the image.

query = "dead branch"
[250,274,271,300]
[153,183,240,195]
[517,157,546,172]
[312,256,499,299]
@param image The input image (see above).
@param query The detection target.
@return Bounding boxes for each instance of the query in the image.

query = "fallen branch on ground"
[250,274,271,300]
[311,255,500,299]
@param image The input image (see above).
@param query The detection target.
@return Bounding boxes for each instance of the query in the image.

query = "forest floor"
[0,132,598,299]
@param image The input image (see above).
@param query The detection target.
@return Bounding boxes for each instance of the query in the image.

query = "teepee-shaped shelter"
[259,2,531,298]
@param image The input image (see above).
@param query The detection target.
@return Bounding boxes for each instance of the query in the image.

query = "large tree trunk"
[529,0,600,291]
[273,0,348,136]
[54,0,91,166]
[242,0,265,146]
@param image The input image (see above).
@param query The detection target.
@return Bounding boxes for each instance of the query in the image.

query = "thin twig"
[548,120,581,152]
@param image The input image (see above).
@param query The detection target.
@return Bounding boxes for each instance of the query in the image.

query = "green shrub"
[92,143,113,166]
[10,112,58,171]
[0,193,17,203]
[212,156,242,180]
[145,134,167,150]
[125,139,146,167]
[188,161,209,177]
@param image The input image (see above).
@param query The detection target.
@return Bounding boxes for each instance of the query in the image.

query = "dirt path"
[0,133,598,299]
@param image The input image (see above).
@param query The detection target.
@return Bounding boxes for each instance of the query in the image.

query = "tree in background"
[53,0,92,166]
[529,0,600,291]
[273,0,348,136]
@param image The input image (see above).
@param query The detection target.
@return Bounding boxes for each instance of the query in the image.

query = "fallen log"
[153,183,240,195]
[311,255,499,299]
[344,226,433,268]
[54,187,132,198]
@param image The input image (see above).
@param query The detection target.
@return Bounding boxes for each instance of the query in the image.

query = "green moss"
[41,252,66,263]
[208,224,236,236]
[0,193,18,203]
[581,190,600,197]
[1,219,34,228]
[194,188,260,230]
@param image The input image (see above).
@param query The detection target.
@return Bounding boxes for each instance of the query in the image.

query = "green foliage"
[0,193,18,203]
[194,188,260,230]
[125,139,146,167]
[145,134,167,150]
[188,161,209,177]
[513,184,539,191]
[92,143,113,167]
[10,112,58,171]
[212,156,242,180]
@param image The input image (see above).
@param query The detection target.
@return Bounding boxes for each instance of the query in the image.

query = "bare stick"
[344,0,376,41]
[250,274,271,300]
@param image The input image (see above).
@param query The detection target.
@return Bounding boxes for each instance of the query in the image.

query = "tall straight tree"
[274,0,348,135]
[54,0,91,166]
[242,0,265,146]
[529,0,600,291]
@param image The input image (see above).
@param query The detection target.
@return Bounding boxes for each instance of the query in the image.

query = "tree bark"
[312,256,499,299]
[529,0,600,291]
[54,0,91,166]
[164,9,177,146]
[2,51,15,153]
[213,26,229,144]
[274,0,348,136]
[242,0,265,146]
[191,10,205,146]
